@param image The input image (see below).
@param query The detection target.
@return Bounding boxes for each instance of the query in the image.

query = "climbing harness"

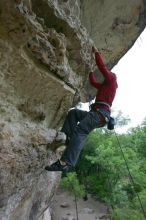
[91,103,115,130]
[95,101,111,110]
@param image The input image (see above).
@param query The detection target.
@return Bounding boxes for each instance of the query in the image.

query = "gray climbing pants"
[61,108,110,166]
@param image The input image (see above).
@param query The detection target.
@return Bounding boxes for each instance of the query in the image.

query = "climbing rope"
[114,129,146,218]
[66,175,79,220]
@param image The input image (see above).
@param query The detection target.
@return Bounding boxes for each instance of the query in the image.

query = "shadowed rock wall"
[0,0,145,219]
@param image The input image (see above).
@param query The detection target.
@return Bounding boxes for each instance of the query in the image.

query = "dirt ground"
[53,188,109,220]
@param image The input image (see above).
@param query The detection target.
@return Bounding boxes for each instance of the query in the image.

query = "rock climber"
[45,46,118,172]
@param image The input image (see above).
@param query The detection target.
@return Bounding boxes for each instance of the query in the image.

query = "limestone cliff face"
[0,1,145,219]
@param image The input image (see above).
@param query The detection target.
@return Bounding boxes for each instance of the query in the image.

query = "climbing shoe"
[45,160,71,172]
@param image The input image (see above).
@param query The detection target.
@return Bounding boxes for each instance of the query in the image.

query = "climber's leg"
[45,111,106,171]
[61,108,88,139]
[61,111,105,166]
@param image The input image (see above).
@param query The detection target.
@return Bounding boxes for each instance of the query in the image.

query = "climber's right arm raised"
[92,46,112,81]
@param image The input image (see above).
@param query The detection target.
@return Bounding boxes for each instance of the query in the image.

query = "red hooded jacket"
[89,51,118,110]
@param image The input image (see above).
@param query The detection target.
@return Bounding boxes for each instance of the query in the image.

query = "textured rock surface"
[0,0,146,220]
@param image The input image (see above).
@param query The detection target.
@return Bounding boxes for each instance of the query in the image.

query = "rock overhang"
[0,1,146,219]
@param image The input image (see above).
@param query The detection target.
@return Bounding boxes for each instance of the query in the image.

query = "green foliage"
[60,172,85,199]
[73,119,146,219]
[133,190,146,211]
[111,207,145,220]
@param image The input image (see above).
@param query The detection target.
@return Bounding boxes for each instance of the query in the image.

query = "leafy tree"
[111,208,145,220]
[60,172,85,198]
[61,114,146,219]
